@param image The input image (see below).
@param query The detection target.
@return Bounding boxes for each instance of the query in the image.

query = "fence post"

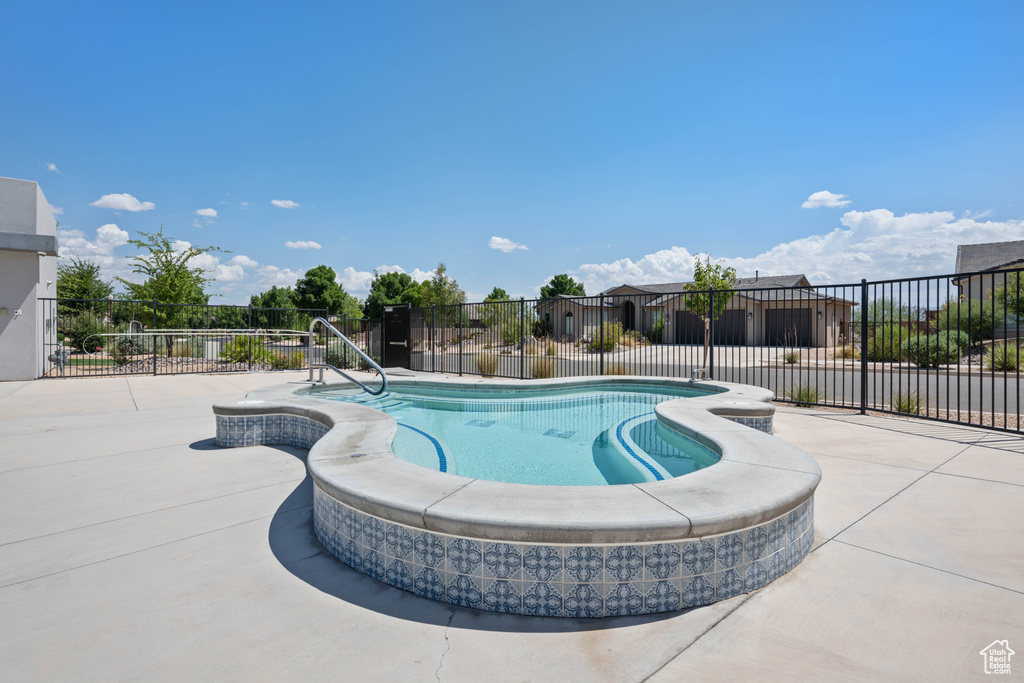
[708,286,715,379]
[459,303,464,376]
[152,300,158,376]
[599,294,605,376]
[431,307,436,373]
[247,304,253,371]
[519,298,526,380]
[860,278,868,414]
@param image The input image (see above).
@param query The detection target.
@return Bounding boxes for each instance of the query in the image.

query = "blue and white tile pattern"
[312,484,814,618]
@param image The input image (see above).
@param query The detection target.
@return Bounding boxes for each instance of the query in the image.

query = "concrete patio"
[1,372,1021,681]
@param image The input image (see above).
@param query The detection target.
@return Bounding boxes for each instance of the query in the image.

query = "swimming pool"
[316,383,720,486]
[213,375,820,618]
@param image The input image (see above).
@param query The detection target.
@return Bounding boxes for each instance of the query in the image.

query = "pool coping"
[213,376,820,544]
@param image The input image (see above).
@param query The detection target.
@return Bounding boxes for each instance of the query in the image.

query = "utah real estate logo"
[980,640,1014,675]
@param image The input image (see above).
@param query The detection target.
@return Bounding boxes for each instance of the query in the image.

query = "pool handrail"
[308,316,387,395]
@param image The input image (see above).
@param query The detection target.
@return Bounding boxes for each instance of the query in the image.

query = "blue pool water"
[317,383,720,486]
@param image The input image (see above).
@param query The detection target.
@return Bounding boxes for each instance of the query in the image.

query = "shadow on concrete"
[187,438,220,451]
[262,445,679,634]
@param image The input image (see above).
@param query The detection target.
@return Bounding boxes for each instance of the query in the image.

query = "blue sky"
[4,1,1023,304]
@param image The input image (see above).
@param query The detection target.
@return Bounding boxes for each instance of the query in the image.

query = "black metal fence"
[40,266,1023,432]
[410,268,1023,433]
[39,298,379,378]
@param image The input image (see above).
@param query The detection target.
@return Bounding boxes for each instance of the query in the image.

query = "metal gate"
[382,304,411,368]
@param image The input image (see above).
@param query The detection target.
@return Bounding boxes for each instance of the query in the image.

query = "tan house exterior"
[954,240,1024,304]
[535,274,856,348]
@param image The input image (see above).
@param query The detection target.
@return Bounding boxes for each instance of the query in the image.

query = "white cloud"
[215,264,246,282]
[195,208,218,218]
[284,240,321,250]
[256,265,304,288]
[228,254,259,268]
[489,236,528,253]
[57,223,132,279]
[47,162,60,174]
[49,205,63,216]
[802,191,851,209]
[339,266,375,295]
[271,199,301,209]
[90,193,156,212]
[240,201,252,208]
[570,207,1024,293]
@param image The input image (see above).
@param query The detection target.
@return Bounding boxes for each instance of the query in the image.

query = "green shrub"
[220,336,273,363]
[936,300,1004,345]
[545,341,557,356]
[785,384,822,407]
[891,390,925,415]
[271,352,305,370]
[838,344,859,359]
[529,357,555,379]
[62,311,104,353]
[784,351,799,364]
[500,323,520,347]
[475,353,499,377]
[902,331,968,368]
[531,319,552,339]
[644,318,664,344]
[358,351,383,371]
[325,344,356,369]
[588,321,622,352]
[864,323,908,362]
[987,342,1022,371]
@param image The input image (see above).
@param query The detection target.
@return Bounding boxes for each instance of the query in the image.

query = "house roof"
[955,240,1024,274]
[533,274,856,309]
[600,274,809,296]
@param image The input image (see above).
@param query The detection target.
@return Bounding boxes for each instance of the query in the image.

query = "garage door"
[765,309,813,347]
[674,310,747,345]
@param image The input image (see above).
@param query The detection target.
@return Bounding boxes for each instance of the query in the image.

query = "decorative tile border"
[216,413,329,449]
[724,415,773,433]
[313,483,814,618]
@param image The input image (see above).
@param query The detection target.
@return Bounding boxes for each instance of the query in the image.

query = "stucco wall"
[0,177,58,380]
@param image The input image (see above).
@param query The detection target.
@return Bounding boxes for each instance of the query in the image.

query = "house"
[954,239,1024,303]
[534,274,856,348]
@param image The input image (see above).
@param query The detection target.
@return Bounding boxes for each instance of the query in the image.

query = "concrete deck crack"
[435,609,455,682]
[0,479,306,548]
[125,377,139,411]
[830,539,1024,596]
[639,595,750,682]
[814,439,975,553]
[0,504,311,590]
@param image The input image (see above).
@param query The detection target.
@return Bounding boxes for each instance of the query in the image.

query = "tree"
[684,255,737,370]
[115,227,223,306]
[250,286,300,330]
[992,270,1023,321]
[293,265,363,318]
[364,271,423,319]
[250,286,295,310]
[484,286,509,302]
[420,262,467,327]
[57,258,114,308]
[540,274,586,300]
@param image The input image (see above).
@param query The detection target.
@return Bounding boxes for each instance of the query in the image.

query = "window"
[565,311,574,336]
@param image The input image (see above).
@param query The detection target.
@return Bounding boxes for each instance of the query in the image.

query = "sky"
[4,1,1024,305]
